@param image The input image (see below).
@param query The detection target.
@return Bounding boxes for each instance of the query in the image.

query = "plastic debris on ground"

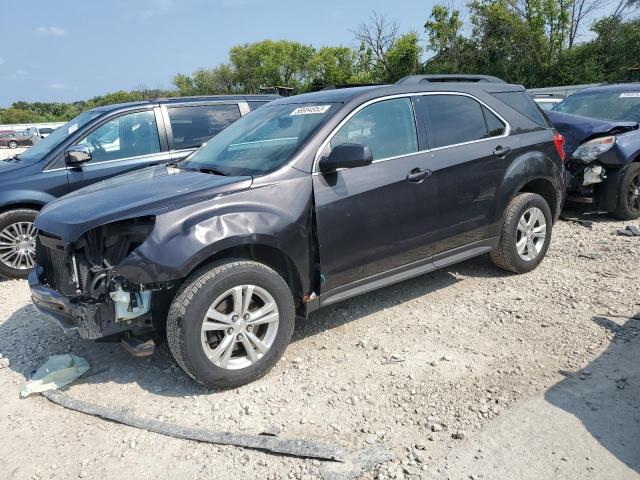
[20,354,90,398]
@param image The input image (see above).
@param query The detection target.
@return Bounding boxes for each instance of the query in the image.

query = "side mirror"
[66,145,92,167]
[319,143,373,173]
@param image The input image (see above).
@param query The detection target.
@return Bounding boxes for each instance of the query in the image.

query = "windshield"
[553,91,640,122]
[180,102,339,176]
[18,111,103,161]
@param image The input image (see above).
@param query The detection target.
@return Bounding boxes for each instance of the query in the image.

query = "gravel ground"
[0,144,638,479]
[0,146,27,159]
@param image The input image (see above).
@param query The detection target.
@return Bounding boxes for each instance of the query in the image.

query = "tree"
[383,33,423,82]
[353,11,400,75]
[229,40,315,92]
[423,4,475,73]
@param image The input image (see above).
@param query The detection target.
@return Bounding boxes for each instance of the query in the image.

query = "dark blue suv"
[547,82,640,219]
[0,95,275,279]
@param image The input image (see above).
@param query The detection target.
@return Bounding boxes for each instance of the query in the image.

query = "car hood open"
[36,164,253,242]
[546,110,639,156]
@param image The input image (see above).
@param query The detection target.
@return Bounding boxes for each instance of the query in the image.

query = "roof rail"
[320,83,387,91]
[396,74,506,85]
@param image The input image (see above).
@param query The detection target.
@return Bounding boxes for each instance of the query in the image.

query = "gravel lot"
[0,144,638,479]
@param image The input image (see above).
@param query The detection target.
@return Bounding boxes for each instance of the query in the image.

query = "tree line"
[1,0,638,125]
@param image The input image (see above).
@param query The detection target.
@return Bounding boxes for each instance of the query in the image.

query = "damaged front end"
[30,217,163,340]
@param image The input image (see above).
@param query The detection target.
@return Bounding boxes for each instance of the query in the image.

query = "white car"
[532,95,564,111]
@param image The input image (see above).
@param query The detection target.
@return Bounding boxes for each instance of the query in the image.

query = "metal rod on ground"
[42,389,350,462]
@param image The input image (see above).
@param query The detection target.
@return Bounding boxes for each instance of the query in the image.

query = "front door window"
[77,110,160,163]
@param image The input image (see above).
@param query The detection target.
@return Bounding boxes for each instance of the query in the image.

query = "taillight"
[553,130,566,162]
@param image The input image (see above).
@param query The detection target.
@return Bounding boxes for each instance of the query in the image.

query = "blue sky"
[0,0,438,106]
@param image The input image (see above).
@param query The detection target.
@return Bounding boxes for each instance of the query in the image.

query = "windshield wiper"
[197,167,228,176]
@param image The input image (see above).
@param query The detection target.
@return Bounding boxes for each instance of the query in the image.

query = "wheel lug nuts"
[226,328,234,335]
[232,315,238,321]
[246,325,253,333]
[237,334,243,340]
[244,314,250,320]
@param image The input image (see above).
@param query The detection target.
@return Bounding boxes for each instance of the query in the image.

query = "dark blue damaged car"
[30,76,565,388]
[548,82,640,219]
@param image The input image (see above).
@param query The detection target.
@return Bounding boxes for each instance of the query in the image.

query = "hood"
[36,164,253,242]
[546,110,639,156]
[0,157,30,174]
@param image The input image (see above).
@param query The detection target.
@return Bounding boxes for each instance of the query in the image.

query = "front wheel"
[612,163,640,220]
[167,259,295,389]
[0,209,38,280]
[490,193,552,274]
[8,141,18,149]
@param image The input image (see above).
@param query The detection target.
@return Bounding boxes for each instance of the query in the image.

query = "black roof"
[91,94,279,113]
[269,80,522,106]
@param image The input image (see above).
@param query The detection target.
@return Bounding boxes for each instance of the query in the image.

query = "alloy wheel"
[516,207,547,261]
[627,173,640,213]
[201,284,279,370]
[0,221,36,271]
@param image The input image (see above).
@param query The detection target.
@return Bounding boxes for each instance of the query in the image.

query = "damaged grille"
[36,217,155,298]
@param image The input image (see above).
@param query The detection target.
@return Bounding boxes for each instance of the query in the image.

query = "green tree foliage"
[424,0,639,87]
[383,33,423,82]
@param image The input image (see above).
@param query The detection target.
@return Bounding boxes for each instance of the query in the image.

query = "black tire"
[490,193,552,274]
[166,259,295,389]
[612,163,640,220]
[0,208,38,280]
[8,141,18,149]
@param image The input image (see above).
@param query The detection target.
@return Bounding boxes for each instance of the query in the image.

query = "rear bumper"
[29,267,79,335]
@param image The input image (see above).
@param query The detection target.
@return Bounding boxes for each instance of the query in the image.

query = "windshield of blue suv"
[553,90,640,123]
[17,111,103,162]
[179,102,340,176]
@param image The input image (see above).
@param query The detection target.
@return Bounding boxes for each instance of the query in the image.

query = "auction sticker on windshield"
[620,92,640,98]
[290,105,331,116]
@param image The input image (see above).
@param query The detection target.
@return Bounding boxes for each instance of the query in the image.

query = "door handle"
[406,168,433,183]
[493,146,512,158]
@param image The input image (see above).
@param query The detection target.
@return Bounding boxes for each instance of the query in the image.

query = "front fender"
[0,190,53,211]
[115,173,314,291]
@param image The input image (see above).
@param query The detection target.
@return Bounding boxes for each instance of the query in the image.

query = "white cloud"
[125,0,175,19]
[36,26,68,37]
[48,83,73,90]
[6,69,28,79]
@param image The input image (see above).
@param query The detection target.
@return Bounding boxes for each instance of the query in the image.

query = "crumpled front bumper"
[29,267,79,335]
[29,267,126,340]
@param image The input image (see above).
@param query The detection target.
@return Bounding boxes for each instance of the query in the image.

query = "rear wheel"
[0,209,38,280]
[8,141,18,149]
[490,193,552,273]
[167,259,295,389]
[612,163,640,220]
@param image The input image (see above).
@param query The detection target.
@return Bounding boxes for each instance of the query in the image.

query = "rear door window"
[414,94,491,148]
[330,98,418,161]
[167,104,241,150]
[483,107,506,136]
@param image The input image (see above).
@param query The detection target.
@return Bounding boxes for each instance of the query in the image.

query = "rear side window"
[492,91,550,126]
[168,104,241,150]
[330,98,418,161]
[414,95,491,148]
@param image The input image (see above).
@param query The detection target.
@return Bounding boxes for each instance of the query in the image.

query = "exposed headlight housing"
[572,136,616,162]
